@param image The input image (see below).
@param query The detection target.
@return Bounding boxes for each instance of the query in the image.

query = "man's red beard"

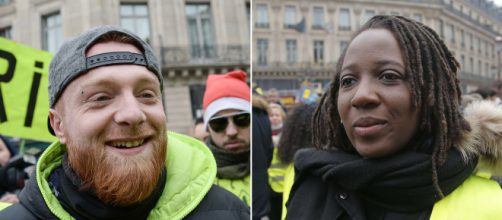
[66,131,167,206]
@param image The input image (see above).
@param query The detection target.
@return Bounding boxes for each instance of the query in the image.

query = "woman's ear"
[49,109,66,144]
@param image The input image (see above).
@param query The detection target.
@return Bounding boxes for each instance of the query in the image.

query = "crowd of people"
[1,15,502,219]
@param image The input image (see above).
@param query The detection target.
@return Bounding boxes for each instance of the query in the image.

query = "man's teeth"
[112,139,144,148]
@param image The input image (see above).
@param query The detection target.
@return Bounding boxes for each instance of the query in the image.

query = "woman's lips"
[353,123,386,137]
[352,117,387,137]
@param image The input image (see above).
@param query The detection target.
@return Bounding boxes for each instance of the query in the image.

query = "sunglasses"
[208,112,250,133]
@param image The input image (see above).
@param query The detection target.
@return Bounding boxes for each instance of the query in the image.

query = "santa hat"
[203,70,250,128]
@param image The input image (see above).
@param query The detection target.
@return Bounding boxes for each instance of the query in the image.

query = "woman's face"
[269,108,284,127]
[337,28,418,158]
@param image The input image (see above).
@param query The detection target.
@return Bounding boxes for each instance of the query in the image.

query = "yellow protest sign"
[0,37,56,142]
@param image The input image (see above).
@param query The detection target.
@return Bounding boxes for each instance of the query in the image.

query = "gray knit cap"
[48,25,162,107]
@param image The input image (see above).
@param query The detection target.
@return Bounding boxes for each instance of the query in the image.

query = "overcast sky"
[493,0,502,7]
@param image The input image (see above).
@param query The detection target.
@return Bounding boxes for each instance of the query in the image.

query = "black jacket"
[251,96,274,219]
[285,148,475,220]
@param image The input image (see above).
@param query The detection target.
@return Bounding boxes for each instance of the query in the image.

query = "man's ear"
[49,109,66,144]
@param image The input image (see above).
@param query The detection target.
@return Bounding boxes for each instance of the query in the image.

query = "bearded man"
[0,26,248,219]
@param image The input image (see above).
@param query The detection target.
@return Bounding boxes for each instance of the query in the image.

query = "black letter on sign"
[24,61,43,127]
[0,50,16,123]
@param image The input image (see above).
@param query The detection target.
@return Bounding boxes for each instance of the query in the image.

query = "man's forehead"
[86,41,142,57]
[214,109,244,117]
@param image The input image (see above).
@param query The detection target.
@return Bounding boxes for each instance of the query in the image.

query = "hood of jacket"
[252,95,269,112]
[19,131,216,220]
[458,101,502,177]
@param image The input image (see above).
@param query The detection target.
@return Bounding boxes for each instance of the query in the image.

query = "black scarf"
[288,148,476,219]
[205,138,250,179]
[48,154,166,220]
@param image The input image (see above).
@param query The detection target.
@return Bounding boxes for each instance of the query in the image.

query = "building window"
[340,41,349,53]
[460,55,465,69]
[469,33,473,50]
[0,26,12,39]
[257,39,268,66]
[286,39,297,64]
[120,3,151,43]
[284,5,297,28]
[438,19,444,39]
[449,24,455,44]
[312,7,324,29]
[246,2,250,26]
[460,29,465,47]
[485,63,489,77]
[338,8,351,31]
[477,37,481,53]
[313,40,324,65]
[390,11,399,16]
[413,13,422,22]
[362,10,376,25]
[186,3,215,60]
[469,57,473,73]
[42,12,63,54]
[478,60,482,76]
[255,4,269,28]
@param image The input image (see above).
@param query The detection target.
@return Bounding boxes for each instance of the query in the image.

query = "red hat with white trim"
[202,70,250,128]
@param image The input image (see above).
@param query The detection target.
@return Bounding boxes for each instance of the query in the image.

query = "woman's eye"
[380,72,400,81]
[340,76,356,87]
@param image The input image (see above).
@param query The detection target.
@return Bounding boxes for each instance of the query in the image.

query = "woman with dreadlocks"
[285,15,502,219]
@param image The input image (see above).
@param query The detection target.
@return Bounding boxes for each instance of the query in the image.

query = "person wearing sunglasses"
[202,70,251,206]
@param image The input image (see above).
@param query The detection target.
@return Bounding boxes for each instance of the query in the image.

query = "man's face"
[207,109,250,151]
[49,41,167,206]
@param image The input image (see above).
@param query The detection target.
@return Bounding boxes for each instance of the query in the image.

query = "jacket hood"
[458,100,502,176]
[252,95,269,112]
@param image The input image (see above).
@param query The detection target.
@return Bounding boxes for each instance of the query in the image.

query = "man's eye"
[95,95,111,101]
[140,92,156,98]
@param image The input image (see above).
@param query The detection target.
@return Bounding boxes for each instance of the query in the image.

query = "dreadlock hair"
[312,15,470,198]
[278,103,316,164]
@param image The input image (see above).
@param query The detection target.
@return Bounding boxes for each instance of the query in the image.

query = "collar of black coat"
[293,147,476,213]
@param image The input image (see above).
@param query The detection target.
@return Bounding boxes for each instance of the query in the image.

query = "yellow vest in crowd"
[268,147,289,193]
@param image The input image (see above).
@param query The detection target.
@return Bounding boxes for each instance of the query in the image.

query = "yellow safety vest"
[215,175,250,206]
[268,147,289,193]
[281,163,295,220]
[431,173,502,219]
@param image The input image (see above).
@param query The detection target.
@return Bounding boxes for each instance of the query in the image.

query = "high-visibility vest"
[431,173,502,219]
[268,147,288,193]
[215,175,251,206]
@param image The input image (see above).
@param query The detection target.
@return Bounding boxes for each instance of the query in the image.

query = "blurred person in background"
[276,103,315,220]
[252,89,274,220]
[202,70,251,206]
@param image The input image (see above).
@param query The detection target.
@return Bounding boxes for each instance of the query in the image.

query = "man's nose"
[225,120,239,136]
[113,94,146,126]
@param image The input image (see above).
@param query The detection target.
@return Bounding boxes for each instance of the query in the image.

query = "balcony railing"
[160,44,249,66]
[253,61,337,71]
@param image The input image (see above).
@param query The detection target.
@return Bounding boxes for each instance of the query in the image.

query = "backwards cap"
[48,25,162,108]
